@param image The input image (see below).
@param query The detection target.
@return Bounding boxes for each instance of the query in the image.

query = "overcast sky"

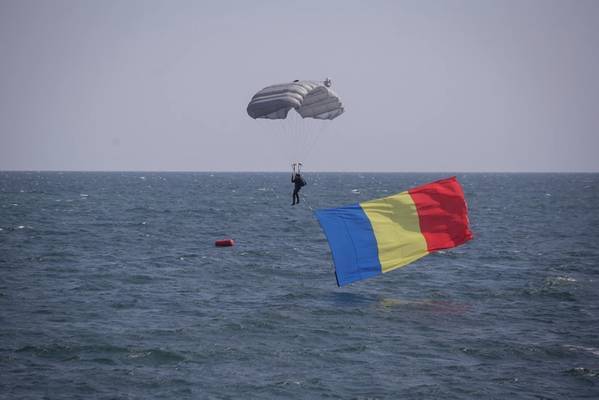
[1,0,598,172]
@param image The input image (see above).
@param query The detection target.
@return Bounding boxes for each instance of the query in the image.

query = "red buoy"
[215,239,235,247]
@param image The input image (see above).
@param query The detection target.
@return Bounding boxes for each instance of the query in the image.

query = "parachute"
[247,80,344,120]
[247,79,344,164]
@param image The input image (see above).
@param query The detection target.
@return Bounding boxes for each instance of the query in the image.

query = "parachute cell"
[247,80,344,120]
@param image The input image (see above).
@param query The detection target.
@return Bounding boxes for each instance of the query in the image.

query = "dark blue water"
[1,172,598,399]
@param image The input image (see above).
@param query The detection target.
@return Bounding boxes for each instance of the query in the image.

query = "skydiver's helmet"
[324,78,332,88]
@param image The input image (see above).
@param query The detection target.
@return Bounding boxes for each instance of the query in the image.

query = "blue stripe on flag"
[315,204,381,286]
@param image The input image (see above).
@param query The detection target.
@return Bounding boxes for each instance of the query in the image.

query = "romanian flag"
[315,176,473,286]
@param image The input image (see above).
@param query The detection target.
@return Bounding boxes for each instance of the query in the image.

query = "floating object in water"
[215,239,235,247]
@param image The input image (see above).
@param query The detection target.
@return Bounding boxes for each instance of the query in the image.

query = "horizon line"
[2,169,599,174]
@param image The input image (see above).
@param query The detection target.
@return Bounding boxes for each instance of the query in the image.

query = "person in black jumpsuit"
[291,172,305,205]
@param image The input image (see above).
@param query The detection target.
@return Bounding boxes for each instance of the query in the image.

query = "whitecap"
[556,276,576,282]
[564,345,599,357]
[127,351,150,359]
[17,225,25,229]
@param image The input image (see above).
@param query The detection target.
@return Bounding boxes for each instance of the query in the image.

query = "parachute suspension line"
[297,116,312,164]
[297,114,305,163]
[264,113,333,169]
[301,120,330,166]
[281,114,299,164]
[285,111,311,166]
[286,111,299,164]
[298,114,309,164]
[298,181,316,211]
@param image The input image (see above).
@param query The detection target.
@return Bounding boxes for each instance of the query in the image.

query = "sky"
[1,0,598,172]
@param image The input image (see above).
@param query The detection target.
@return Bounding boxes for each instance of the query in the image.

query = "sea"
[1,172,598,399]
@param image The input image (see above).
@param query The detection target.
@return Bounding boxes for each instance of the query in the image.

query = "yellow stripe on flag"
[360,190,428,273]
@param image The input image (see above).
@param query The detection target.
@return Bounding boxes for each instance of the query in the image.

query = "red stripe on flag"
[408,176,473,252]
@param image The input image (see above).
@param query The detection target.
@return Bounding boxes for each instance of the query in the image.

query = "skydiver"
[291,163,306,206]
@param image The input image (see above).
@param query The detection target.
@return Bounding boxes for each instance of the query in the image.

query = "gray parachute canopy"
[247,80,344,120]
